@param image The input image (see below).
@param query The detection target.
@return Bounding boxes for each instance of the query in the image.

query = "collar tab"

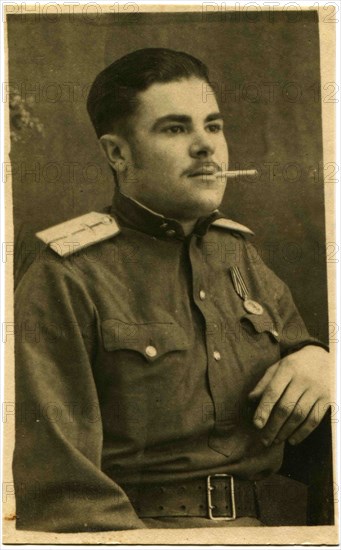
[112,192,186,240]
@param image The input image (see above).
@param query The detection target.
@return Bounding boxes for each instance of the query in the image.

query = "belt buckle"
[207,474,236,521]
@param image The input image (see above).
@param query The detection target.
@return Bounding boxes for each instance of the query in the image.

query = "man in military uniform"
[14,48,330,532]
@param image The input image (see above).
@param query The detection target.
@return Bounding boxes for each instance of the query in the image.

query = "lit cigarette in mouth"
[218,169,259,178]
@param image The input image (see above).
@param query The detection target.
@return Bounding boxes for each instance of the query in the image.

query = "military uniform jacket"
[14,191,321,532]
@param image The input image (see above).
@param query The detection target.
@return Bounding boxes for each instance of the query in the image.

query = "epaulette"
[36,212,121,257]
[211,218,254,236]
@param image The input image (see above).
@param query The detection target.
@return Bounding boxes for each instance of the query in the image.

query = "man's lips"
[187,165,220,177]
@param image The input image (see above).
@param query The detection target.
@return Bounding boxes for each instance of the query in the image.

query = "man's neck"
[177,219,198,236]
[121,192,199,236]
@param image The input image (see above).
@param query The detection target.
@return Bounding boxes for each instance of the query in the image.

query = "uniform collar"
[110,191,226,240]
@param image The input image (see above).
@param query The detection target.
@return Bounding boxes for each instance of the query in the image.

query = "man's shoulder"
[15,211,122,288]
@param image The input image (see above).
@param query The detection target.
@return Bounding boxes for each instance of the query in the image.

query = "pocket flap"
[241,311,280,342]
[101,319,189,362]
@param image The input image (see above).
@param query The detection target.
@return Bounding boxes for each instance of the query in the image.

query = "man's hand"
[248,345,330,447]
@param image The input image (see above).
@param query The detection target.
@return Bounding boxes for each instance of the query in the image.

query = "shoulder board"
[211,218,254,235]
[36,212,121,257]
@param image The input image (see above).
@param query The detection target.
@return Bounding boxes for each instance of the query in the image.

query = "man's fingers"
[263,389,314,446]
[288,400,328,445]
[248,362,279,400]
[252,366,291,429]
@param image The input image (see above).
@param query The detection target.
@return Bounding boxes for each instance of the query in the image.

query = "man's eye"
[163,126,185,134]
[207,124,223,133]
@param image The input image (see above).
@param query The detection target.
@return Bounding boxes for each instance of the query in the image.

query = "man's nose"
[189,130,215,158]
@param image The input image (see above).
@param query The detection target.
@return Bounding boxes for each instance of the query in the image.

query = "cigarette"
[219,170,258,178]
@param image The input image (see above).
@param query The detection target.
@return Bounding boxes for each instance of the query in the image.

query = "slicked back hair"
[87,48,210,139]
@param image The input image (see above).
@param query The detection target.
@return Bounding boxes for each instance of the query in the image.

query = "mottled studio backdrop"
[8,10,328,342]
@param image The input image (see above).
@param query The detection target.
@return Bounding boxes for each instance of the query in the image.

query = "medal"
[243,299,264,315]
[230,266,264,315]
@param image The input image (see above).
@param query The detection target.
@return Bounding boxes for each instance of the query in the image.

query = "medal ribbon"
[230,266,249,301]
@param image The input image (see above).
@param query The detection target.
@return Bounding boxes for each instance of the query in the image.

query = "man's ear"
[99,134,130,174]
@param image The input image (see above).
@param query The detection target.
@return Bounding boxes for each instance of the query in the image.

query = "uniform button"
[145,345,157,358]
[213,351,221,361]
[199,290,206,300]
[166,229,176,237]
[160,222,168,229]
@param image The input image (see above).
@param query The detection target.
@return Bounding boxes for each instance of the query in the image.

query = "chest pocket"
[240,310,281,343]
[101,319,189,363]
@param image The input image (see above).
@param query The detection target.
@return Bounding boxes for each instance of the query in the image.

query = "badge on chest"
[230,266,264,315]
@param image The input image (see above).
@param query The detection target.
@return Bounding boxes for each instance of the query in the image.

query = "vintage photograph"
[2,1,338,545]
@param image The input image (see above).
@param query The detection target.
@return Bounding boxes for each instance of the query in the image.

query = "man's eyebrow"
[205,112,224,122]
[151,112,224,130]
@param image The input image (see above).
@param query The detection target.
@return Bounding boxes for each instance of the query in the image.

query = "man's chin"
[190,191,224,215]
[176,195,224,221]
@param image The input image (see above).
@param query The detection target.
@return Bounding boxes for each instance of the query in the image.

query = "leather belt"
[123,474,257,520]
[122,473,308,525]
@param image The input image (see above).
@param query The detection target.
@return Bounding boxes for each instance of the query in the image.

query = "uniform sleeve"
[13,253,145,532]
[244,240,329,357]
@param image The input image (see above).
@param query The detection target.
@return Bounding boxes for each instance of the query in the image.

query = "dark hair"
[87,48,210,139]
